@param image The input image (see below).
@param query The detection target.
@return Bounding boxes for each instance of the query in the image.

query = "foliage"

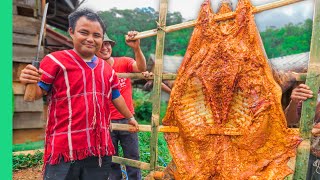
[133,88,152,122]
[138,132,171,177]
[98,7,192,58]
[13,151,43,171]
[133,88,168,123]
[261,19,312,58]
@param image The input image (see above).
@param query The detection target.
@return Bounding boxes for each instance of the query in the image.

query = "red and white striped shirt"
[40,49,119,165]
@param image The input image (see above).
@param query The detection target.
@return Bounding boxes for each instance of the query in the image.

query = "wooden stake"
[131,0,303,40]
[293,0,320,178]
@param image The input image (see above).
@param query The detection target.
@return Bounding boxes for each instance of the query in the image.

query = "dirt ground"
[13,165,42,180]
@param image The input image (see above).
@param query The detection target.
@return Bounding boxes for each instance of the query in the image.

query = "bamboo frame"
[293,0,320,178]
[129,0,303,40]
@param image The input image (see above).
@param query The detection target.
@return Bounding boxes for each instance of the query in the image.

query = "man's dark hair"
[68,8,106,34]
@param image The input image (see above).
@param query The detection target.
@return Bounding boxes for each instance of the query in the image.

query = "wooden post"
[149,0,168,174]
[293,0,320,179]
[131,0,303,40]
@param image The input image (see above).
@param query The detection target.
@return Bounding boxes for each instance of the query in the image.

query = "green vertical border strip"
[0,0,13,179]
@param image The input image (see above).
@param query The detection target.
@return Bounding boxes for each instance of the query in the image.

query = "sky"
[80,0,314,31]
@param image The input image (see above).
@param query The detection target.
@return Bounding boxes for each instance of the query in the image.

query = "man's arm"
[161,82,172,94]
[19,64,47,100]
[112,95,139,132]
[125,31,146,72]
[285,84,313,124]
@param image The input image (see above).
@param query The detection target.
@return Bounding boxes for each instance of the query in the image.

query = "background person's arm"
[126,31,146,72]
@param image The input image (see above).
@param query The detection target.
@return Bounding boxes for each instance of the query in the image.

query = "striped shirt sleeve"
[39,54,60,86]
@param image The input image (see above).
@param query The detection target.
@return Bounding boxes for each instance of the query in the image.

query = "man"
[19,9,138,180]
[285,83,320,179]
[96,31,146,180]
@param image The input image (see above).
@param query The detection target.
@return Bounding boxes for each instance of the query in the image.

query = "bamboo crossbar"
[116,73,176,80]
[131,0,303,40]
[112,124,301,136]
[116,72,306,81]
[112,156,166,171]
[111,123,179,133]
[112,156,151,170]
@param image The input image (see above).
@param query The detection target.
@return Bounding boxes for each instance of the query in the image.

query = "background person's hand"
[128,117,139,133]
[290,84,313,103]
[312,123,320,136]
[142,71,153,78]
[125,31,140,50]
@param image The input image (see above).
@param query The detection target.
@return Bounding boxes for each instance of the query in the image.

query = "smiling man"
[19,9,138,180]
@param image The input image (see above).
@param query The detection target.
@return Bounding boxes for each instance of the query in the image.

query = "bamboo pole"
[131,0,303,40]
[149,0,168,174]
[293,0,320,178]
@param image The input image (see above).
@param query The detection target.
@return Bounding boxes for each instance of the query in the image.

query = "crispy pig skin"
[162,0,301,179]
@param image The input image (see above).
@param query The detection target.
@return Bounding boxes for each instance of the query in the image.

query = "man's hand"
[125,31,140,50]
[290,84,313,103]
[128,117,139,133]
[20,64,42,84]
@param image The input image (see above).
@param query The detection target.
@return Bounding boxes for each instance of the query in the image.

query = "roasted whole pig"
[162,0,301,179]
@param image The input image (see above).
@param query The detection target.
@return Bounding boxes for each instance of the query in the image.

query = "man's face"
[96,41,112,60]
[69,16,103,59]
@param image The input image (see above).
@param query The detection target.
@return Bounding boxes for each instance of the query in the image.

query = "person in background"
[142,63,174,95]
[19,9,138,180]
[285,83,320,179]
[96,31,146,180]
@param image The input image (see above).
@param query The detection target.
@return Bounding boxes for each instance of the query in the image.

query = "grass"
[138,132,172,177]
[13,141,44,152]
